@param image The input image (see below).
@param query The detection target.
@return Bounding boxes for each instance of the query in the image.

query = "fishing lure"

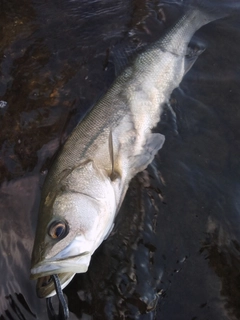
[46,275,69,320]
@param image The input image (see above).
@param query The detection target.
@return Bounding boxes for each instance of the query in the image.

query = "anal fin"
[185,41,205,75]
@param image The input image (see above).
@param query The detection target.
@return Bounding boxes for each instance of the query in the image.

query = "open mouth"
[38,275,52,287]
[31,252,92,298]
[38,276,52,287]
[36,272,75,298]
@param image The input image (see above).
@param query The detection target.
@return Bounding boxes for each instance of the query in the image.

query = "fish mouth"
[31,253,91,298]
[36,272,75,298]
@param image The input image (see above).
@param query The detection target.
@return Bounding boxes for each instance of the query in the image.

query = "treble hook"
[46,274,69,320]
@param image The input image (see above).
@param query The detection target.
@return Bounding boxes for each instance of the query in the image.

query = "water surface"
[1,0,240,319]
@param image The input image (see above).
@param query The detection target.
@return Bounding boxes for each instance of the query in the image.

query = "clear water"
[1,0,240,319]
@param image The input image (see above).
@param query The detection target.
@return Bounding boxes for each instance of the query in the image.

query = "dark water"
[1,0,240,319]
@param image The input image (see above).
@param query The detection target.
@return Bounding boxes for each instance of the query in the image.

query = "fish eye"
[48,220,69,240]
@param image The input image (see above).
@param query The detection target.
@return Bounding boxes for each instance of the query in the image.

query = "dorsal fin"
[112,43,145,76]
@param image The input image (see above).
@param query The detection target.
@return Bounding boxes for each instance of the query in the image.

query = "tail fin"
[162,0,236,21]
[155,0,229,56]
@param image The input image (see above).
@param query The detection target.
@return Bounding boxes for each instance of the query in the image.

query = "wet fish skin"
[31,7,219,298]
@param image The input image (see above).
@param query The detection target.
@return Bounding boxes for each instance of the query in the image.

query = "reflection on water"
[1,0,240,319]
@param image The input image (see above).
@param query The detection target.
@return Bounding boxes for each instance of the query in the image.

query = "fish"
[30,4,224,298]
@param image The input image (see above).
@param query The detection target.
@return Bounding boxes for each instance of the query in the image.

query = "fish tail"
[155,1,229,56]
[190,1,230,24]
[162,0,233,22]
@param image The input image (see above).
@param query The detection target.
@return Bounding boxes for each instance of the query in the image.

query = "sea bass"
[31,5,220,298]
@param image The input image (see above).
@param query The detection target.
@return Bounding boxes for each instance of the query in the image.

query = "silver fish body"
[31,7,219,298]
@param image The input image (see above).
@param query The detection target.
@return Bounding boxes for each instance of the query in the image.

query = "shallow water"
[1,0,240,319]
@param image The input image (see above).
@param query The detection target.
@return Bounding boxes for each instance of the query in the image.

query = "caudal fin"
[162,0,236,22]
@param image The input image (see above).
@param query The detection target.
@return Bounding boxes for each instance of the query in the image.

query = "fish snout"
[31,251,92,298]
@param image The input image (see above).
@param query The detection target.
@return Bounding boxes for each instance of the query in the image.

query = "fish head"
[31,162,117,298]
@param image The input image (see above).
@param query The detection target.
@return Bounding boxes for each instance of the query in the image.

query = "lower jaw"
[36,272,75,298]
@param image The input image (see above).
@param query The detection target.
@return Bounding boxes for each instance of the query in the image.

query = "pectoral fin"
[108,129,120,181]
